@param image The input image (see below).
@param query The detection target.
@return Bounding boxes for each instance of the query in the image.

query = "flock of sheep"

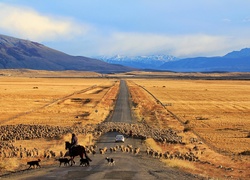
[96,145,140,155]
[95,122,183,144]
[0,121,201,165]
[0,124,92,141]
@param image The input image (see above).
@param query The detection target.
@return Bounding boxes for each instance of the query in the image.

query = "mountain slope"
[0,34,135,73]
[160,48,250,72]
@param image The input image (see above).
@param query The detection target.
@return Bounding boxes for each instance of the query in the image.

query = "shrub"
[183,127,192,132]
[195,116,209,120]
[132,101,138,108]
[247,132,250,138]
[184,120,190,124]
[238,150,250,156]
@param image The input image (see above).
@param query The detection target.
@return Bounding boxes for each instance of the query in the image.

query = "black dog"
[58,158,70,167]
[105,157,115,165]
[27,159,41,169]
[80,158,89,167]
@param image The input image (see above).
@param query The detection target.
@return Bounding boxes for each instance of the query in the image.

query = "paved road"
[107,79,134,123]
[3,80,201,180]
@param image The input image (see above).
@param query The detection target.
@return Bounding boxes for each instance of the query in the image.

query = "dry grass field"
[0,77,118,127]
[128,79,250,154]
[0,71,119,174]
[0,70,250,179]
[127,78,250,179]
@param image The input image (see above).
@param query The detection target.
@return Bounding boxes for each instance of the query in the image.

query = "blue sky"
[0,0,250,58]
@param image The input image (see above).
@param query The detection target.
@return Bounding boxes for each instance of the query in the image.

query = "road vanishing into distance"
[4,80,201,180]
[107,80,134,123]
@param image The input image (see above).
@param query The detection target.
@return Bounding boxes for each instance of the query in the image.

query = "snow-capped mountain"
[95,55,178,69]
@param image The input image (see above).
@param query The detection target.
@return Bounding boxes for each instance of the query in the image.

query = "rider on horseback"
[70,133,78,155]
[65,134,92,165]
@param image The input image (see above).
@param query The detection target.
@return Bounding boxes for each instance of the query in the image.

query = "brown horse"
[65,141,92,166]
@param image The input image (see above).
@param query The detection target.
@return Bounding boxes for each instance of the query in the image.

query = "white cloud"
[0,3,90,41]
[1,3,249,58]
[243,18,250,22]
[222,18,231,23]
[91,32,248,57]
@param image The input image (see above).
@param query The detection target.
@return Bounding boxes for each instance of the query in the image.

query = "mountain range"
[97,49,250,72]
[95,54,178,69]
[0,34,135,73]
[0,34,249,72]
[159,48,250,72]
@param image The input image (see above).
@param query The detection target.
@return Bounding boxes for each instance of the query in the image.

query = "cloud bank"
[0,3,89,41]
[1,2,250,58]
[85,32,249,58]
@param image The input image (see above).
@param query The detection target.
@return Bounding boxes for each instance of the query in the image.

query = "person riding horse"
[70,133,78,155]
[65,133,92,165]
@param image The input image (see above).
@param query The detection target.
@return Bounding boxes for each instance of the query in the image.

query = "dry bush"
[239,150,250,156]
[247,132,250,138]
[161,159,197,171]
[0,158,19,172]
[183,127,192,132]
[145,138,162,152]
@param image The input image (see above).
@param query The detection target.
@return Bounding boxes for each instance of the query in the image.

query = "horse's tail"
[82,146,92,162]
[85,154,92,162]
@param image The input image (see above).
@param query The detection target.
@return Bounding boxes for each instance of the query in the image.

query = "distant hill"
[96,49,250,72]
[0,34,135,73]
[160,48,250,72]
[96,54,177,69]
[2,34,249,73]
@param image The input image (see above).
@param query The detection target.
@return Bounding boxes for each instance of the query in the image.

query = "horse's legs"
[70,156,75,166]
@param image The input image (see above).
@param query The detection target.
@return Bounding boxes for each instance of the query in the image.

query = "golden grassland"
[0,77,119,126]
[129,79,250,154]
[0,70,250,179]
[0,75,119,174]
[127,78,250,179]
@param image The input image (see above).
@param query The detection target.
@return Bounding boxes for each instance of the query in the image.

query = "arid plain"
[0,69,249,179]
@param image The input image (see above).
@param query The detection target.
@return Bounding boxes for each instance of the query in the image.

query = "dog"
[105,157,115,165]
[80,158,89,167]
[57,158,70,167]
[27,159,41,169]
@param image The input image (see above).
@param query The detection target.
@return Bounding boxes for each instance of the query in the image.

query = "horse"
[65,141,92,166]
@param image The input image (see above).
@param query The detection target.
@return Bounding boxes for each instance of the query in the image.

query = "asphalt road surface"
[3,80,202,180]
[107,79,134,123]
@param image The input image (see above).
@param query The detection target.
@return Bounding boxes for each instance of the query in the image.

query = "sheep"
[99,147,107,154]
[92,149,96,156]
[99,149,105,154]
[113,147,117,153]
[134,147,140,155]
[125,147,130,153]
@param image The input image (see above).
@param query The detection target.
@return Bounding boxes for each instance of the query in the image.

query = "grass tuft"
[183,127,192,132]
[145,138,162,152]
[161,159,197,171]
